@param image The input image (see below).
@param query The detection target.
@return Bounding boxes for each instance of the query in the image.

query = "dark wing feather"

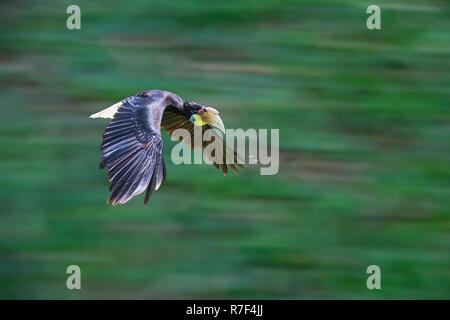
[160,109,244,175]
[100,96,166,205]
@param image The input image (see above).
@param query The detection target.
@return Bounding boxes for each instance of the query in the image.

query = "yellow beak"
[201,107,226,133]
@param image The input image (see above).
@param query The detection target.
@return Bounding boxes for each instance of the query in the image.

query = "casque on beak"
[201,107,226,133]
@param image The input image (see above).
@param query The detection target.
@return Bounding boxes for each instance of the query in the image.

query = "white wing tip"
[89,102,122,119]
[89,112,110,119]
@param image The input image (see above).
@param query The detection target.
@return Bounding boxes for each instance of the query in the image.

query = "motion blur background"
[0,0,449,299]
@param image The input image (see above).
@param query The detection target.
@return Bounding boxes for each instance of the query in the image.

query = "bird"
[90,89,244,205]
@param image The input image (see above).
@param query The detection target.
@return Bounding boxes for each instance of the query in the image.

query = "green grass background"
[0,0,449,299]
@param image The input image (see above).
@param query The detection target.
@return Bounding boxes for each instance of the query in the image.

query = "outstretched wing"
[161,108,244,175]
[100,96,166,205]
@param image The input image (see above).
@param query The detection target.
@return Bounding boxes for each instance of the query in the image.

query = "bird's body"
[90,90,243,205]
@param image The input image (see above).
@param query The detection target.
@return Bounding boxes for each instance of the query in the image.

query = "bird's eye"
[198,109,204,115]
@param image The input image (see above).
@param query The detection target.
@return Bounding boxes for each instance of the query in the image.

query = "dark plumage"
[90,90,243,205]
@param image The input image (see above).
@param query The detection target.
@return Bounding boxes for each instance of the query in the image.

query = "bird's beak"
[201,107,226,134]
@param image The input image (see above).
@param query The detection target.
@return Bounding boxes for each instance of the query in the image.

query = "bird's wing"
[90,102,122,119]
[161,109,245,175]
[100,97,166,205]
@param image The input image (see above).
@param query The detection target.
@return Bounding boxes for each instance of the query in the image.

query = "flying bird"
[90,90,244,205]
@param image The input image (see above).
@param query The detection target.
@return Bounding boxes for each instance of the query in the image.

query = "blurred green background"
[0,0,449,299]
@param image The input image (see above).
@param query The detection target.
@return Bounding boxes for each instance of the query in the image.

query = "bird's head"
[184,101,225,133]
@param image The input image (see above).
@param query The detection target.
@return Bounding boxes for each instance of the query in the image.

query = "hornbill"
[90,90,244,205]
